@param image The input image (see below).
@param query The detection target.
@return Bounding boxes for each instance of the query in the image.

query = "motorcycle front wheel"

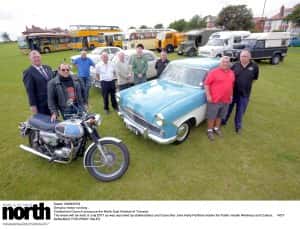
[85,140,129,182]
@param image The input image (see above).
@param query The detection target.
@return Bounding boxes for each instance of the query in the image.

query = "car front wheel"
[174,121,191,144]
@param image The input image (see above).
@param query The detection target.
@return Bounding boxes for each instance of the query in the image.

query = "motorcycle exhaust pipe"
[19,144,69,164]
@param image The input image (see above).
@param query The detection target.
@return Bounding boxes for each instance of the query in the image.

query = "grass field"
[0,42,299,200]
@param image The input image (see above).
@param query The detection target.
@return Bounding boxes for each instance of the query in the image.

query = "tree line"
[129,4,300,32]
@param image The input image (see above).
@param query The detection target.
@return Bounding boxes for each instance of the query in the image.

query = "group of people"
[23,45,258,141]
[204,50,259,141]
[23,43,170,120]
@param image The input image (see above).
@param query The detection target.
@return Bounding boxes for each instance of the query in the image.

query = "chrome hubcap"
[176,123,189,141]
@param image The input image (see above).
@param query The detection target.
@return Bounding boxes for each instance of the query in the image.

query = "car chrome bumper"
[119,112,177,144]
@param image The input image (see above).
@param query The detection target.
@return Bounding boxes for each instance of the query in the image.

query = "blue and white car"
[116,58,220,144]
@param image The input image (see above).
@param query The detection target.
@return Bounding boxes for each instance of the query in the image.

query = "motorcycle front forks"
[85,123,109,163]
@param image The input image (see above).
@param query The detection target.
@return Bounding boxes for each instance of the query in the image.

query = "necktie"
[39,66,48,80]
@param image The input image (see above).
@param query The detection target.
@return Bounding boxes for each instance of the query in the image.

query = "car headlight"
[155,113,165,127]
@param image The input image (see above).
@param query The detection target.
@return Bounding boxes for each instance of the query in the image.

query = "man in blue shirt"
[73,50,95,103]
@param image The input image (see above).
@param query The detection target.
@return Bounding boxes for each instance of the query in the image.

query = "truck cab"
[156,31,185,53]
[223,32,290,65]
[177,29,221,57]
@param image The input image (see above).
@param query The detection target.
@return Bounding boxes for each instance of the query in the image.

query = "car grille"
[122,107,161,135]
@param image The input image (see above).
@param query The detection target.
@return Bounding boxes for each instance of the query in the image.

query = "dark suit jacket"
[23,65,54,115]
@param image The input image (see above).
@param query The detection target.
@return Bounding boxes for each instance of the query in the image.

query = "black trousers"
[100,80,117,110]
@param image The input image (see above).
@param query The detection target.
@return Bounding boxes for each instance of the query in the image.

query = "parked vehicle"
[289,34,300,47]
[70,46,122,64]
[156,31,186,53]
[223,32,290,64]
[198,31,250,57]
[17,33,71,54]
[116,58,220,144]
[178,29,221,56]
[91,49,157,88]
[69,25,122,50]
[123,28,174,50]
[19,104,130,182]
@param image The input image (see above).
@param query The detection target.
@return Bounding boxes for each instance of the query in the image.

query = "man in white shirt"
[95,52,118,114]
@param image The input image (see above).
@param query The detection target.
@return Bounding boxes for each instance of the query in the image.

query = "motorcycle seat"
[28,113,60,132]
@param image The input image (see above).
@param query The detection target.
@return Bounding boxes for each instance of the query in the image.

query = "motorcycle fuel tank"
[55,119,84,139]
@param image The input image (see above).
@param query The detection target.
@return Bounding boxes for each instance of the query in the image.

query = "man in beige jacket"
[115,52,132,91]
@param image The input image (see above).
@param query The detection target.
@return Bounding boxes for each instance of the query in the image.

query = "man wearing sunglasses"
[48,63,87,122]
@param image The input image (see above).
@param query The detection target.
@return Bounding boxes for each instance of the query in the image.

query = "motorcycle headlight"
[94,114,102,126]
[155,113,165,127]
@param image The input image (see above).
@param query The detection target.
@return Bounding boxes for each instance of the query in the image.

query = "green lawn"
[0,42,299,200]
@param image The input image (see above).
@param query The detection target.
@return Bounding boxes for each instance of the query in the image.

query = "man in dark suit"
[23,50,54,115]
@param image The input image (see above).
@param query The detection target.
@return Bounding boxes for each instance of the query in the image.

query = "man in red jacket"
[204,56,235,141]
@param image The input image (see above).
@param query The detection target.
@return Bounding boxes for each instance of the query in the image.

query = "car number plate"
[125,123,140,135]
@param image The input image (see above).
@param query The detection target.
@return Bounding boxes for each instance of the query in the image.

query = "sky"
[0,0,299,39]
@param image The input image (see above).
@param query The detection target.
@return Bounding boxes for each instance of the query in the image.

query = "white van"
[198,31,250,57]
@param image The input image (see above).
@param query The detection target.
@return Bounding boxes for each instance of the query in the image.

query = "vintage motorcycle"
[18,105,130,182]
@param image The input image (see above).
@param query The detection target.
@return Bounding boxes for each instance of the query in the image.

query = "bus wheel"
[90,45,95,50]
[166,45,174,53]
[44,48,50,53]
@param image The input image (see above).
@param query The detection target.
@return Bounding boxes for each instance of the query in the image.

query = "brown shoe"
[214,128,223,137]
[207,131,215,141]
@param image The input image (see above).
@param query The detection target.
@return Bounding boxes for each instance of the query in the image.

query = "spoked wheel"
[85,140,129,182]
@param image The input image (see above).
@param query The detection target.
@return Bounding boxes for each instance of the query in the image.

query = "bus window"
[166,33,172,39]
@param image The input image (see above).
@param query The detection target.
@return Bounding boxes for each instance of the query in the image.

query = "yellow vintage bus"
[69,25,123,50]
[123,28,175,50]
[17,33,72,54]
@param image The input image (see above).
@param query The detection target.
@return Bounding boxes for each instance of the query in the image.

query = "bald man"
[23,50,54,115]
[73,50,95,102]
[204,56,235,141]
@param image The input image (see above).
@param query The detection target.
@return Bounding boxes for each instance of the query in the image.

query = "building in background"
[264,5,300,33]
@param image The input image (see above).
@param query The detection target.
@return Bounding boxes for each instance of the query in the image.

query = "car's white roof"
[210,31,250,39]
[118,49,155,56]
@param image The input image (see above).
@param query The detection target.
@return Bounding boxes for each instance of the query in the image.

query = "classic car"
[70,46,122,65]
[91,49,158,88]
[116,58,220,144]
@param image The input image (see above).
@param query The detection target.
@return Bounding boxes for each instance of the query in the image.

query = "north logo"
[2,202,50,220]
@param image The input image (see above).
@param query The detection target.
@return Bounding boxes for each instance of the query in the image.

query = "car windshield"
[91,48,104,55]
[207,39,224,46]
[160,64,207,87]
[241,39,257,48]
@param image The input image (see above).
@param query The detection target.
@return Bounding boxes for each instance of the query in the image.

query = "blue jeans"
[79,77,91,102]
[223,96,249,130]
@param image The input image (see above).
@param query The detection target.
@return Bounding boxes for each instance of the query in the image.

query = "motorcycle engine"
[54,147,72,159]
[40,131,59,146]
